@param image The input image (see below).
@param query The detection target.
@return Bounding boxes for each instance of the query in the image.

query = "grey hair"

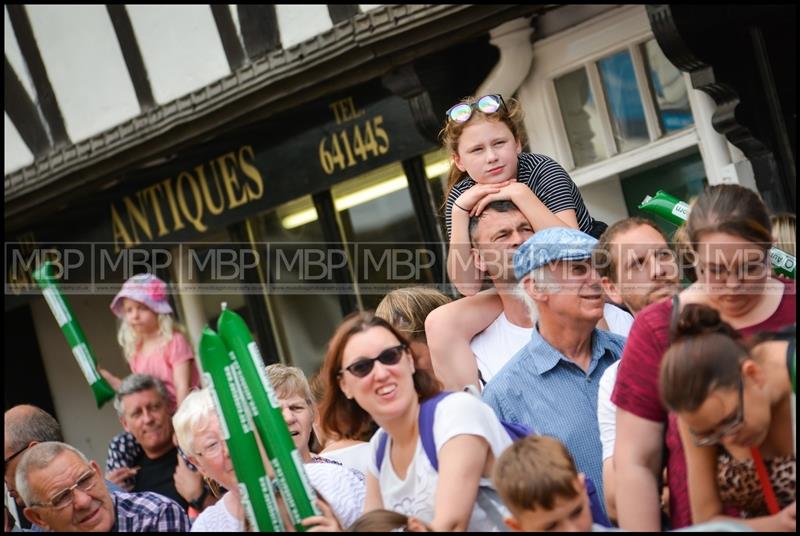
[172,388,217,457]
[4,406,63,453]
[513,266,557,322]
[114,374,169,417]
[15,442,90,507]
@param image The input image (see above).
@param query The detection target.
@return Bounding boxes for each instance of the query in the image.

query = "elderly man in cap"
[482,227,626,515]
[15,441,190,531]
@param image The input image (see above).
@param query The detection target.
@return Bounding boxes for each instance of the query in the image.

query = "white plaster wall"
[25,5,140,144]
[275,5,333,49]
[127,5,230,105]
[4,114,34,175]
[30,295,132,465]
[5,7,36,99]
[579,175,630,226]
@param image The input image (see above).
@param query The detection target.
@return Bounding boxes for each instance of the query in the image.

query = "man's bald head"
[5,405,63,454]
[4,405,63,505]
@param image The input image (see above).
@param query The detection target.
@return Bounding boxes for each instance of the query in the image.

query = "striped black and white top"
[444,152,594,239]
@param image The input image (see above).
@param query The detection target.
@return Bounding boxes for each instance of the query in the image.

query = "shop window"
[553,39,694,170]
[642,40,693,133]
[332,162,435,310]
[423,148,453,233]
[598,50,649,153]
[554,69,607,167]
[248,196,344,377]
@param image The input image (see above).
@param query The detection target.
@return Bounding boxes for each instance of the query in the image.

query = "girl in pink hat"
[100,273,202,488]
[100,273,200,412]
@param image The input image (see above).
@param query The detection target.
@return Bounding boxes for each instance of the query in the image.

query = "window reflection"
[643,40,693,133]
[332,162,435,310]
[555,68,606,167]
[248,197,344,376]
[598,50,649,153]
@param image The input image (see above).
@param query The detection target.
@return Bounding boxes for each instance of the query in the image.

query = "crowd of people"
[4,94,796,532]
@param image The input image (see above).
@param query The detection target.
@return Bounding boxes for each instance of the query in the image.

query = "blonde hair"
[375,287,451,344]
[265,364,314,407]
[117,312,183,363]
[770,212,796,257]
[172,388,216,457]
[492,435,581,514]
[439,95,528,197]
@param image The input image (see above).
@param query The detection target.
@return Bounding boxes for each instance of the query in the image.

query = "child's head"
[440,94,527,192]
[492,435,592,532]
[110,273,176,360]
[348,509,431,532]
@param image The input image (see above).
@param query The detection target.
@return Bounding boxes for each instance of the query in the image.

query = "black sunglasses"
[340,344,407,378]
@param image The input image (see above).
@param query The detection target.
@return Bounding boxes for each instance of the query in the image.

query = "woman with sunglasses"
[613,184,796,531]
[659,304,796,530]
[318,311,513,531]
[427,94,604,391]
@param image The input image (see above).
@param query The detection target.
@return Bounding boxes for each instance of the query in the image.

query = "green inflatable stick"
[217,308,320,531]
[639,191,796,279]
[32,261,115,408]
[198,327,284,532]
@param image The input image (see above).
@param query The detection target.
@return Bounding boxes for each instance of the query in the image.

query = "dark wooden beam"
[4,56,51,157]
[7,4,69,148]
[327,5,360,25]
[106,5,155,111]
[211,5,246,71]
[237,5,280,59]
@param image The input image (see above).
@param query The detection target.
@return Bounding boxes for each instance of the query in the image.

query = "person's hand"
[454,181,512,214]
[300,499,342,532]
[105,466,139,491]
[773,501,796,531]
[471,181,536,216]
[98,368,122,390]
[173,453,204,506]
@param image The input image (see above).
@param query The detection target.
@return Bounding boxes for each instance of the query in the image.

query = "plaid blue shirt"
[111,490,191,532]
[482,326,625,513]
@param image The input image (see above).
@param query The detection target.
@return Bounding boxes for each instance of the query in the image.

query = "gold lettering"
[218,152,248,209]
[122,193,154,242]
[111,204,136,253]
[196,163,226,216]
[176,171,207,232]
[160,178,185,232]
[239,145,264,200]
[141,183,169,237]
[329,96,364,125]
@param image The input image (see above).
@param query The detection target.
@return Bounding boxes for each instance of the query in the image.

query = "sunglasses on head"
[446,94,506,123]
[340,344,407,379]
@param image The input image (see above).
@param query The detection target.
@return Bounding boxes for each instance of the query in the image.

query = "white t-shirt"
[470,312,533,384]
[597,360,621,461]
[191,464,364,532]
[318,442,371,477]
[190,492,243,532]
[470,304,631,387]
[368,392,513,531]
[603,304,634,338]
[305,462,365,529]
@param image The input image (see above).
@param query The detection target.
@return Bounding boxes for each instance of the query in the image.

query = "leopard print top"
[717,452,796,517]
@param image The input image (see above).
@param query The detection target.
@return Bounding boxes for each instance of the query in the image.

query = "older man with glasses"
[15,441,190,532]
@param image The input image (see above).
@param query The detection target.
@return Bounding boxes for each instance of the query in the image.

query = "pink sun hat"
[110,273,173,318]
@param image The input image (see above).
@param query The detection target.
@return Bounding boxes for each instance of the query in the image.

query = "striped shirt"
[445,152,593,239]
[482,325,626,513]
[111,490,191,532]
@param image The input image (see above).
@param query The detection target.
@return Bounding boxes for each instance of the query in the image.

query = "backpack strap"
[418,391,453,472]
[375,430,389,469]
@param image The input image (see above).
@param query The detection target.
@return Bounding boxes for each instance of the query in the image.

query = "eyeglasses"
[339,344,407,378]
[196,439,226,459]
[445,94,506,123]
[690,378,745,447]
[30,468,97,510]
[4,444,30,476]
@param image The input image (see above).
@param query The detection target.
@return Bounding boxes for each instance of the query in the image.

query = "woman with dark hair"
[612,184,796,530]
[660,304,795,530]
[318,311,513,531]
